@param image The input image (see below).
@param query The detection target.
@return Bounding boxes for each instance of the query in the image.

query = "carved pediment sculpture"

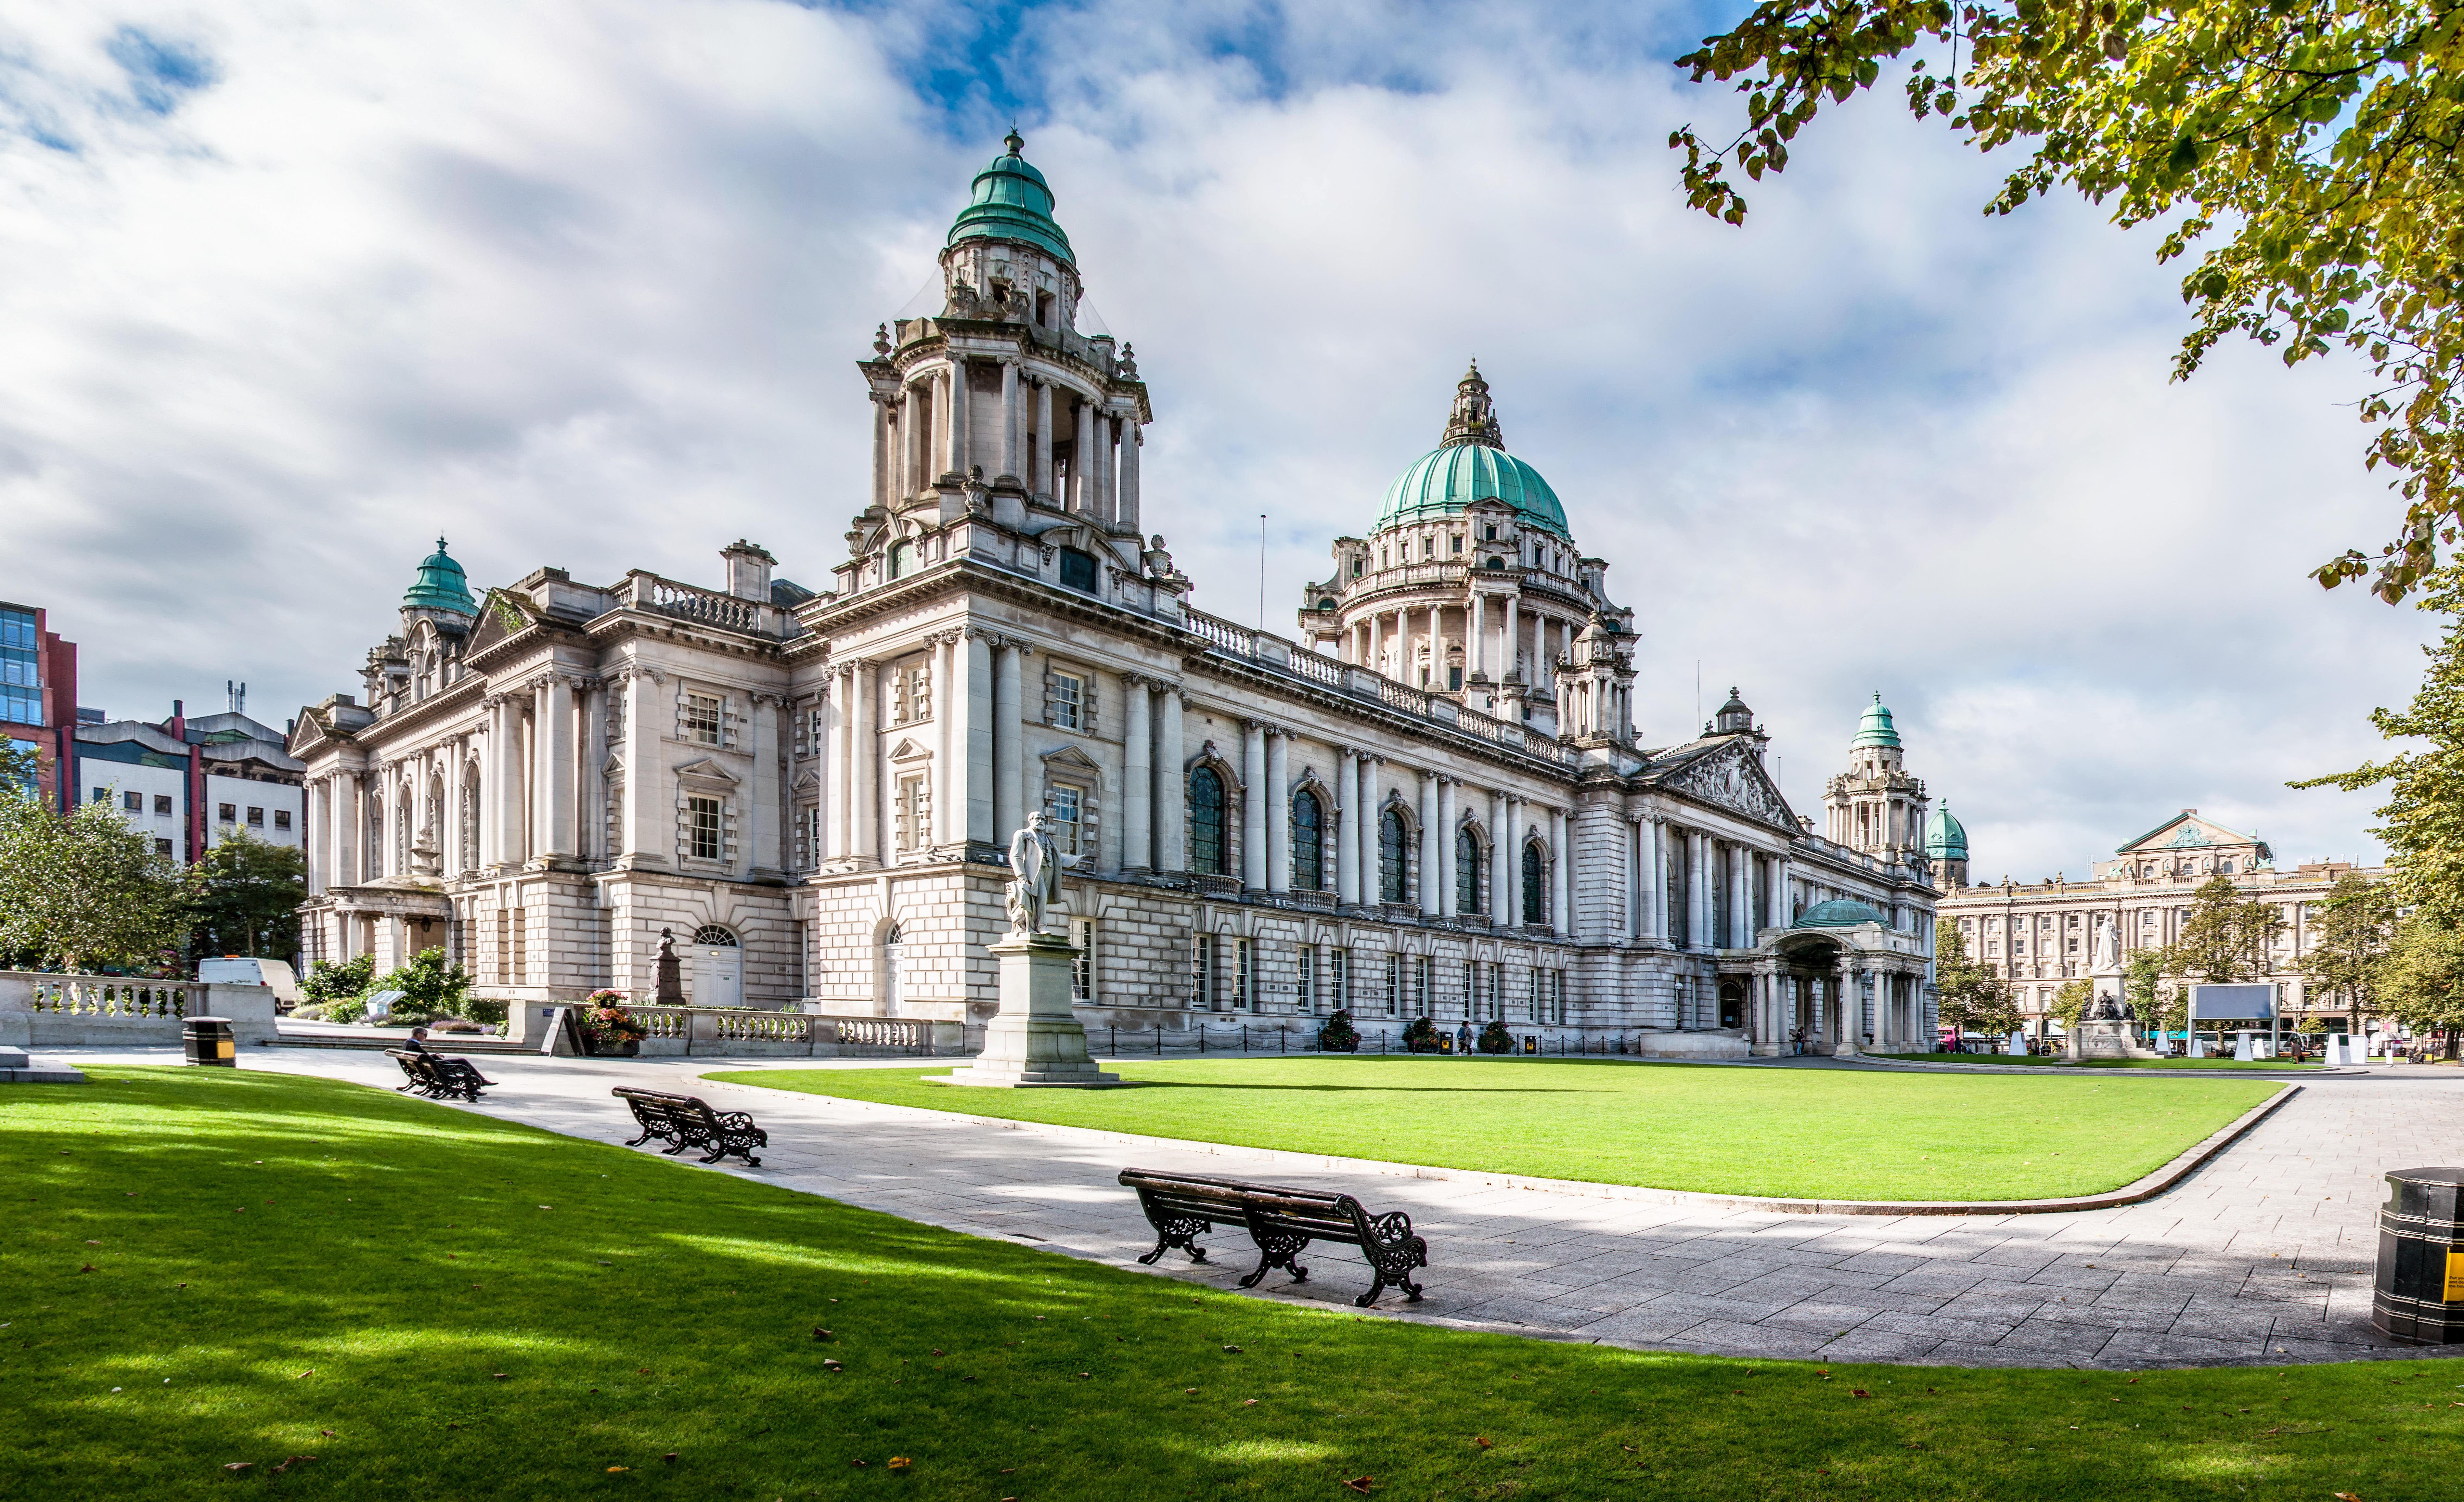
[1665,742,1794,831]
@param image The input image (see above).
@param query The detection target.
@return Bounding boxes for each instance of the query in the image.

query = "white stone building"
[289,134,1941,1054]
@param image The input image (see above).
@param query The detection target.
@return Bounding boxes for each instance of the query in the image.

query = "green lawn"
[3,1068,2453,1502]
[1874,1054,2319,1071]
[709,1056,2278,1201]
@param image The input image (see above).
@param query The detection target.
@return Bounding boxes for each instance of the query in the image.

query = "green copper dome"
[1852,693,1902,749]
[1924,804,1968,861]
[403,537,476,615]
[946,130,1074,267]
[1375,444,1570,537]
[1793,898,1887,929]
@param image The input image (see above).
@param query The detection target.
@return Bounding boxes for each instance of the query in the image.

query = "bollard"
[182,1015,236,1067]
[2375,1167,2464,1344]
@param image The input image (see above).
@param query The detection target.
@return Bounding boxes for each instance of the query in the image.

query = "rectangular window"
[896,775,931,852]
[794,803,820,868]
[217,802,236,822]
[92,787,108,803]
[274,809,291,830]
[1050,671,1083,730]
[1232,937,1253,1012]
[1553,969,1568,1026]
[155,839,173,856]
[1070,917,1096,1004]
[683,693,722,746]
[1296,944,1316,1013]
[495,908,510,986]
[1191,934,1214,1009]
[1414,955,1432,1018]
[246,806,265,827]
[1529,968,1543,1022]
[510,905,527,985]
[688,795,722,860]
[1384,953,1401,1018]
[1328,946,1348,1012]
[1048,783,1083,854]
[122,790,141,812]
[152,794,172,816]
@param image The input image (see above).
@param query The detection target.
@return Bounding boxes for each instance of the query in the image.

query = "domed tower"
[1925,803,1969,889]
[367,538,479,712]
[1301,362,1635,742]
[853,131,1153,564]
[400,537,477,628]
[1822,694,1931,872]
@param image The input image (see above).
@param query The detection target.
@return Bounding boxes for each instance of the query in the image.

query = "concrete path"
[46,1045,2464,1371]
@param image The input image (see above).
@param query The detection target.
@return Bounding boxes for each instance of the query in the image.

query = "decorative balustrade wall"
[0,971,280,1048]
[553,1003,960,1058]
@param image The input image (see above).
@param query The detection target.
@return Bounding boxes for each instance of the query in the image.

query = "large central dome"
[1372,363,1569,537]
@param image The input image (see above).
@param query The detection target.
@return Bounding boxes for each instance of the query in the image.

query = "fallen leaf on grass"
[930,1349,944,1356]
[1078,1372,1091,1380]
[1223,1345,1243,1354]
[822,1360,843,1373]
[1850,1390,1871,1399]
[1241,1397,1256,1406]
[887,1457,911,1472]
[606,1466,628,1473]
[77,1264,93,1274]
[2334,1494,2363,1501]
[1473,1436,1492,1450]
[223,1463,253,1474]
[1343,1478,1375,1494]
[813,1329,833,1342]
[1619,1445,1637,1454]
[85,1239,100,1245]
[490,1373,508,1380]
[269,1457,317,1475]
[1184,1388,1199,1395]
[849,1460,866,1468]
[1815,1370,1830,1380]
[638,1368,652,1375]
[2127,1378,2139,1385]
[318,1431,334,1439]
[294,1370,314,1380]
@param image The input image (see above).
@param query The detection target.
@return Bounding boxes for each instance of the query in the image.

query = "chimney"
[722,540,776,602]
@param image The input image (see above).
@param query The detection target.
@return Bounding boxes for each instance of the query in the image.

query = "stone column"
[1118,420,1142,533]
[1073,396,1095,513]
[1241,721,1268,891]
[999,360,1020,480]
[1835,953,1861,1054]
[1033,381,1054,499]
[1157,690,1186,872]
[1730,846,1749,949]
[993,642,1024,843]
[748,693,781,876]
[1366,612,1382,676]
[871,394,891,510]
[851,659,880,865]
[948,357,971,477]
[1503,595,1519,680]
[535,676,575,859]
[1549,806,1569,934]
[1436,777,1457,914]
[623,670,664,867]
[934,634,958,849]
[954,630,994,846]
[1265,728,1291,893]
[1491,792,1514,926]
[1469,592,1485,679]
[1772,855,1792,927]
[1097,414,1117,526]
[1122,677,1152,871]
[1416,769,1440,916]
[1688,829,1709,950]
[304,777,327,895]
[335,770,360,887]
[1335,747,1360,906]
[1426,603,1441,687]
[901,382,923,498]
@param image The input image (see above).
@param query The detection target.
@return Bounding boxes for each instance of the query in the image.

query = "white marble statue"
[2095,920,2121,972]
[1004,812,1074,936]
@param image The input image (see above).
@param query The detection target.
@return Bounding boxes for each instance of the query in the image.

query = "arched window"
[1188,766,1227,876]
[1455,828,1482,914]
[1291,789,1323,892]
[1378,807,1409,903]
[887,541,917,580]
[693,925,738,947]
[1522,842,1546,926]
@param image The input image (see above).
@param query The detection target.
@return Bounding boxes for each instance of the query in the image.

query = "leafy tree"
[2169,874,2281,981]
[0,796,195,972]
[368,948,474,1026]
[2293,563,2464,922]
[1932,918,2018,1037]
[2048,978,2095,1034]
[190,830,305,959]
[2299,869,2399,1022]
[2374,915,2464,1054]
[1671,0,2464,599]
[2127,949,2187,1041]
[304,954,376,1005]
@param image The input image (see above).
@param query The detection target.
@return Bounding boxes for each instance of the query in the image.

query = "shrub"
[324,992,368,1025]
[370,948,471,1019]
[290,1004,326,1021]
[1401,1016,1439,1053]
[1317,1009,1360,1053]
[1477,1020,1515,1055]
[304,955,375,1005]
[461,995,509,1026]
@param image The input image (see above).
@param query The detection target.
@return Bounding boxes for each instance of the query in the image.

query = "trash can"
[2373,1166,2464,1344]
[182,1015,236,1068]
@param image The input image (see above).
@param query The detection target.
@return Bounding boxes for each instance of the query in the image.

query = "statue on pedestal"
[1005,812,1064,937]
[936,816,1117,1089]
[655,927,685,1005]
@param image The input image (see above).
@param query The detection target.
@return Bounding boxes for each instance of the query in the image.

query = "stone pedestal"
[935,932,1120,1088]
[0,1045,85,1084]
[2066,1019,2159,1061]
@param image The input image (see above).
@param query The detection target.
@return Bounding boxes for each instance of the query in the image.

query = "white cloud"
[0,0,2429,879]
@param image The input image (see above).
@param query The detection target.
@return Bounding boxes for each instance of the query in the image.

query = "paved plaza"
[53,1046,2464,1370]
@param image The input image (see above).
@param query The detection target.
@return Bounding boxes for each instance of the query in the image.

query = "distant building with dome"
[288,134,1942,1057]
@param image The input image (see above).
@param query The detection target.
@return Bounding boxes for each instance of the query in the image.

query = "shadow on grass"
[2,1067,2454,1502]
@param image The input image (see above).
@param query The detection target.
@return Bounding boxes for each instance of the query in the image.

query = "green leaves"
[1672,0,2464,600]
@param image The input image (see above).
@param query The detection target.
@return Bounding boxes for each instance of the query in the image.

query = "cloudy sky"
[0,0,2433,879]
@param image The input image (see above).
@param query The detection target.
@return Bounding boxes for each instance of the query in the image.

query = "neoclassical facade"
[290,135,1942,1056]
[1935,808,2386,1037]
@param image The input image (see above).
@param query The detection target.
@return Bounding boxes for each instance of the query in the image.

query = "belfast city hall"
[288,134,1947,1057]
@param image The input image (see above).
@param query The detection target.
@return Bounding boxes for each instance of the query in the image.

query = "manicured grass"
[1875,1054,2320,1071]
[710,1056,2278,1201]
[4,1068,2454,1502]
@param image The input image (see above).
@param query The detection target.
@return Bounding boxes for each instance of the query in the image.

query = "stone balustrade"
[512,999,961,1058]
[0,970,280,1048]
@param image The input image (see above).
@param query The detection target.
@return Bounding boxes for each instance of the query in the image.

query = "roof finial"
[436,536,449,553]
[1004,125,1025,157]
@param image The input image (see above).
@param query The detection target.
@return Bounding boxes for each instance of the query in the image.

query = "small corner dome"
[1793,897,1886,929]
[946,130,1074,267]
[1924,804,1968,861]
[1852,693,1903,749]
[403,538,476,615]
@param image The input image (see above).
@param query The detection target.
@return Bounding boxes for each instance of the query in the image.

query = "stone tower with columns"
[1823,695,1930,868]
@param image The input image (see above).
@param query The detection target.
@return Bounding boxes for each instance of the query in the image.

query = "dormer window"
[1483,524,1498,541]
[1058,547,1098,594]
[1485,557,1503,569]
[1350,560,1363,577]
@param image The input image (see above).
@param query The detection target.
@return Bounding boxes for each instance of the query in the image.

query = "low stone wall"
[0,971,280,1048]
[507,999,963,1057]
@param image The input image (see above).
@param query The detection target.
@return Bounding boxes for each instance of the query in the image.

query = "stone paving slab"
[48,1046,2464,1371]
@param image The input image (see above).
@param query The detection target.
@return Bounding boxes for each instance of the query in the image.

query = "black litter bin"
[2374,1166,2464,1344]
[182,1015,236,1068]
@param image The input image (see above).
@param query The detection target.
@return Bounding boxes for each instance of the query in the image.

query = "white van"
[197,957,305,1011]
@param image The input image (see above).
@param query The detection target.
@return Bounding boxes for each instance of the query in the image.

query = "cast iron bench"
[385,1049,495,1102]
[612,1087,767,1166]
[1116,1167,1428,1307]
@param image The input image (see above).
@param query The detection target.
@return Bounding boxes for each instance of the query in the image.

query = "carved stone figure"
[2095,921,2122,971]
[655,927,684,1004]
[1005,812,1071,936]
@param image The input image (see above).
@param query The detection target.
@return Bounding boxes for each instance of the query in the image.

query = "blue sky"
[0,0,2431,879]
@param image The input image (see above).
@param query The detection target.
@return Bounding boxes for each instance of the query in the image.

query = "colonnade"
[1341,596,1575,694]
[875,355,1143,532]
[1739,957,1922,1053]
